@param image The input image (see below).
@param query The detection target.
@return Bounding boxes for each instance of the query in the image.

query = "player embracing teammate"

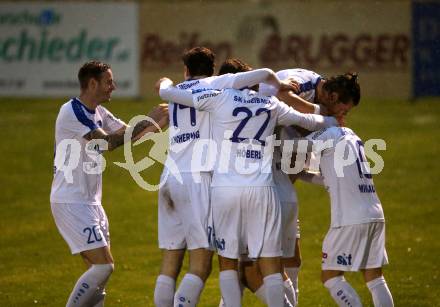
[158,47,340,307]
[155,47,394,307]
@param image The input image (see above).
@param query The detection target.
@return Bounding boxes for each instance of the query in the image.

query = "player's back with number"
[168,74,243,173]
[195,88,296,186]
[307,126,384,227]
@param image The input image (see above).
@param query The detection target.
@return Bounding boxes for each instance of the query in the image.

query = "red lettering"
[327,33,350,65]
[141,32,232,68]
[259,34,283,64]
[285,34,302,64]
[258,32,410,69]
[352,34,373,66]
[303,35,320,66]
[392,34,410,66]
[375,34,392,64]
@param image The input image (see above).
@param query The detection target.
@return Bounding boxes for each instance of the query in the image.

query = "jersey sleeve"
[259,83,278,96]
[159,80,195,107]
[61,102,97,138]
[305,126,341,143]
[209,73,236,88]
[99,106,126,133]
[213,68,278,90]
[192,88,223,111]
[275,100,338,131]
[304,126,343,154]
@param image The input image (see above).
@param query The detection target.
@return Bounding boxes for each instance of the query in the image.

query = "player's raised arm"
[277,100,338,132]
[84,104,169,151]
[157,77,196,107]
[230,68,297,91]
[277,89,323,114]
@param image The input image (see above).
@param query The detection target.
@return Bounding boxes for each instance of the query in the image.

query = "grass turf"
[0,97,439,306]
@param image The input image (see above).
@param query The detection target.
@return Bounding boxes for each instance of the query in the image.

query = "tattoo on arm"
[83,120,153,151]
[130,120,154,140]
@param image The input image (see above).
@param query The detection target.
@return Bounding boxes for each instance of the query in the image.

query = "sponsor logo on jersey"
[214,237,226,251]
[196,91,220,102]
[233,95,270,104]
[179,80,200,90]
[337,253,352,266]
[358,184,376,193]
[170,130,200,145]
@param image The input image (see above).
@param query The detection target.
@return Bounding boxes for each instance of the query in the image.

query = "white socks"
[284,278,296,306]
[255,285,267,304]
[324,276,362,307]
[174,273,204,307]
[66,264,114,307]
[91,287,106,306]
[367,276,394,307]
[284,267,300,303]
[154,275,176,307]
[255,284,294,307]
[219,270,242,307]
[263,273,285,307]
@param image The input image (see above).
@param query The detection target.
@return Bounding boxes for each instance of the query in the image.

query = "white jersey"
[50,98,125,205]
[259,68,322,102]
[192,88,337,187]
[166,74,249,173]
[306,127,385,227]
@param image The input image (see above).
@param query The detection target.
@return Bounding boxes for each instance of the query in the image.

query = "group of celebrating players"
[50,46,394,307]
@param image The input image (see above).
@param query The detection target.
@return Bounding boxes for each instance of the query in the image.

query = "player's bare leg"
[66,246,114,307]
[174,248,213,306]
[218,255,242,307]
[321,270,362,307]
[362,268,394,307]
[188,248,213,281]
[154,249,185,307]
[241,260,273,305]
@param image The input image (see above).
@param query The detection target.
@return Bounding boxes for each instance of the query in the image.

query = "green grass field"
[1,97,439,306]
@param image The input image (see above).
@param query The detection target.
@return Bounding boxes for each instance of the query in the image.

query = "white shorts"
[273,166,300,257]
[211,186,282,259]
[280,201,299,258]
[51,203,109,254]
[158,172,212,250]
[322,222,388,271]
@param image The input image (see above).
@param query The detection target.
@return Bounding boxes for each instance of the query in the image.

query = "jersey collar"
[73,97,96,114]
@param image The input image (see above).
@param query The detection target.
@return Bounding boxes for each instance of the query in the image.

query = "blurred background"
[2,0,439,100]
[1,0,439,306]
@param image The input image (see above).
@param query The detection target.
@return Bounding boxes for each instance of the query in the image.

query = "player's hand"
[148,103,169,128]
[155,77,173,94]
[279,78,300,94]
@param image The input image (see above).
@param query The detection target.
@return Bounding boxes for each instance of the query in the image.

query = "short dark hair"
[218,58,253,75]
[219,58,258,90]
[182,47,215,77]
[78,60,111,90]
[323,72,361,105]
